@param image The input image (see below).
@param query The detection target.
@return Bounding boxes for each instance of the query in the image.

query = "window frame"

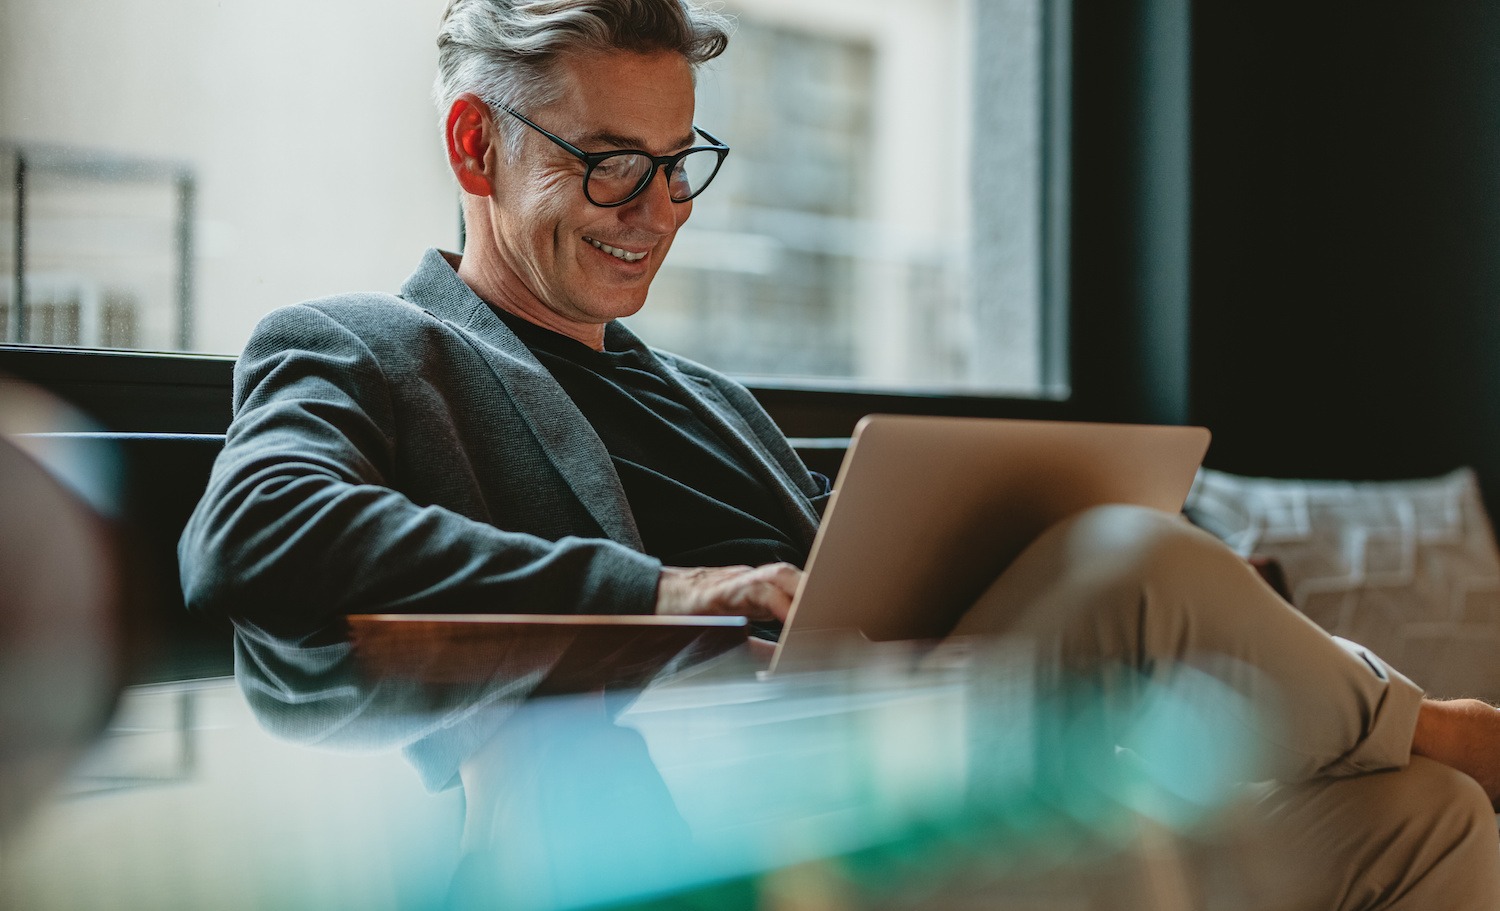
[4,143,197,350]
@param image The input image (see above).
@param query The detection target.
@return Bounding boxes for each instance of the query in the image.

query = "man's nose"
[620,167,683,233]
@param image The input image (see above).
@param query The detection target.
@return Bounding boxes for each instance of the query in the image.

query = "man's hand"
[655,563,803,622]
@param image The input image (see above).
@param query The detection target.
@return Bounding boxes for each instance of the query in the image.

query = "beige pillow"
[1185,467,1500,701]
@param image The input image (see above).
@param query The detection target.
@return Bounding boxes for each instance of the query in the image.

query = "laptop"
[766,415,1210,674]
[349,415,1208,690]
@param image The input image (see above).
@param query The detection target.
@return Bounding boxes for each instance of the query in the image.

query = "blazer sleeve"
[178,304,662,636]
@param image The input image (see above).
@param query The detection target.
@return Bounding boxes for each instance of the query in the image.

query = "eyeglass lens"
[587,148,722,205]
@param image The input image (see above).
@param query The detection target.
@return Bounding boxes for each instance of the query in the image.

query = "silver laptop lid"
[769,415,1210,674]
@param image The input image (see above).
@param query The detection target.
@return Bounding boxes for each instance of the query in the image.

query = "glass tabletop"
[1,632,1300,911]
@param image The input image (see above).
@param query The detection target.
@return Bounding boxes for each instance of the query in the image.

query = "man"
[180,1,1500,906]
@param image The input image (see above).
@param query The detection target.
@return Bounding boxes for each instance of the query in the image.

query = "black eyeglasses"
[489,101,730,208]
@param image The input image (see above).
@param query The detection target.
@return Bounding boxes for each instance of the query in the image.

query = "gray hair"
[433,0,733,157]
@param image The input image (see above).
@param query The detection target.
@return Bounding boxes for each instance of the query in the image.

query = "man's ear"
[445,93,496,197]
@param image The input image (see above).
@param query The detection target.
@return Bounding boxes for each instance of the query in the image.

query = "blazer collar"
[399,248,818,554]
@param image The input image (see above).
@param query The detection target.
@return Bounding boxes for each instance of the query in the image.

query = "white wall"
[1,0,458,354]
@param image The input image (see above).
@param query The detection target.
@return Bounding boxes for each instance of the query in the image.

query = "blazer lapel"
[400,250,644,550]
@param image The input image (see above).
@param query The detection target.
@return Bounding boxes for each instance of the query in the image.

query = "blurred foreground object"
[442,640,1288,911]
[0,379,128,834]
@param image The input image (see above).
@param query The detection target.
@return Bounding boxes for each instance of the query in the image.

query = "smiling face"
[464,50,698,347]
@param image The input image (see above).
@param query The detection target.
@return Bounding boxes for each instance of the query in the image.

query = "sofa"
[1185,466,1500,703]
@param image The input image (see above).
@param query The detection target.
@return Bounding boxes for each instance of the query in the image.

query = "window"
[2,145,193,350]
[1,0,1064,398]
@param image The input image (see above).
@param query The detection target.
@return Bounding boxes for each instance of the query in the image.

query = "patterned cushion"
[1184,467,1500,701]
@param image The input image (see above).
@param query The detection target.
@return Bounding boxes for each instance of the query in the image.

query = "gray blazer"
[179,248,826,636]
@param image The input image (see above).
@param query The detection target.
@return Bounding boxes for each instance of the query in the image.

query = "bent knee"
[1055,503,1189,546]
[1048,504,1233,579]
[954,504,1254,639]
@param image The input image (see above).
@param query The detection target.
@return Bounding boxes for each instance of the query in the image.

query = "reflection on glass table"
[1,614,1328,911]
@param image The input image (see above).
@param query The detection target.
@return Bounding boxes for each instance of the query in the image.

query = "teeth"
[586,237,646,263]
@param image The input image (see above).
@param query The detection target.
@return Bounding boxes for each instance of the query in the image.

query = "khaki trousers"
[953,504,1500,910]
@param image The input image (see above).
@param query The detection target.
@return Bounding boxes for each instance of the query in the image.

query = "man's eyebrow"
[576,130,699,154]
